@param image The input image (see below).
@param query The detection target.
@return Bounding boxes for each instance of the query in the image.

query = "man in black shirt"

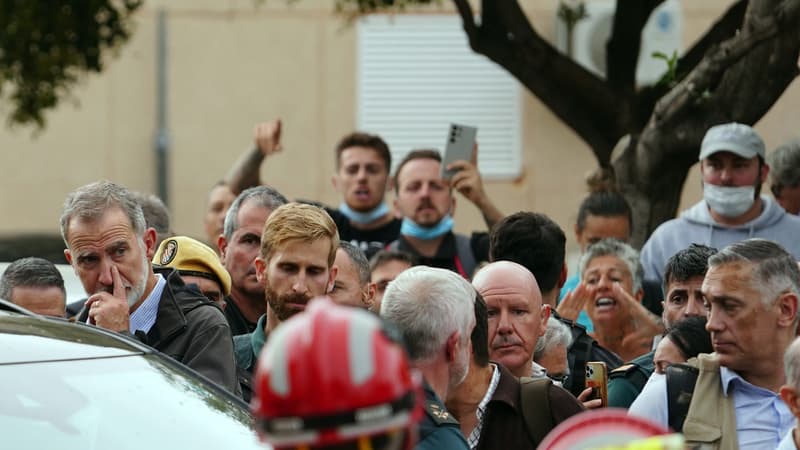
[226,120,501,260]
[226,121,399,258]
[389,149,501,278]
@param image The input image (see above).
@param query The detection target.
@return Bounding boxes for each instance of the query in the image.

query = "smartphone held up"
[441,123,477,180]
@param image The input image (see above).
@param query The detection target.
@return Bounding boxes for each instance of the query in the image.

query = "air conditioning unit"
[555,0,683,86]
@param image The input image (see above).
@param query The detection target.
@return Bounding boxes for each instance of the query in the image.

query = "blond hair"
[260,203,339,266]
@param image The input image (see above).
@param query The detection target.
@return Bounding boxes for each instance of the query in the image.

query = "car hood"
[0,313,144,365]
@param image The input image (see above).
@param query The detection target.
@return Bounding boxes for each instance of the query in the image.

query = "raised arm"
[224,119,283,195]
[447,143,504,229]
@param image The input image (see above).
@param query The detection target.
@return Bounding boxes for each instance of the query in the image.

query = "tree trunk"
[451,0,800,247]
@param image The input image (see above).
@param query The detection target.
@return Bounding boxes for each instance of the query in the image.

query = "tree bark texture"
[452,0,800,247]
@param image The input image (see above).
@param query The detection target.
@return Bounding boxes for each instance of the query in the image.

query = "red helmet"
[252,297,423,449]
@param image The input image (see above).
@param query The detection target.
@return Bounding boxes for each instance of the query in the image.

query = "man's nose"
[684,295,703,317]
[292,273,309,294]
[497,310,513,334]
[719,167,735,185]
[705,307,722,332]
[98,257,114,287]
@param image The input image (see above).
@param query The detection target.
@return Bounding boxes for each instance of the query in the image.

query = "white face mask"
[703,183,756,218]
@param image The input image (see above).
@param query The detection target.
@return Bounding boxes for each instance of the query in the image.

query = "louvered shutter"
[357,15,522,179]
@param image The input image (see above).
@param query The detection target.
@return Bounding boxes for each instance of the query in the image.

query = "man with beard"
[381,266,475,450]
[62,180,239,394]
[218,185,288,335]
[226,121,501,261]
[640,123,800,285]
[233,202,339,401]
[389,149,501,278]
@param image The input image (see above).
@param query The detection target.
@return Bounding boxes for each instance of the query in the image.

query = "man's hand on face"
[253,119,283,157]
[87,265,130,333]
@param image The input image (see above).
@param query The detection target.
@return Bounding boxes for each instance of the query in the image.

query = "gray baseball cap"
[699,123,765,161]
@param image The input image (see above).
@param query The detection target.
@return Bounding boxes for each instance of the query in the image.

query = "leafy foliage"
[652,50,679,88]
[0,0,142,127]
[334,0,439,21]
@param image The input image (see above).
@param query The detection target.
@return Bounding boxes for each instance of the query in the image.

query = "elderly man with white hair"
[381,265,475,450]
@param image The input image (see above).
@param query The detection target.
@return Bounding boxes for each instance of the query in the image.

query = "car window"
[0,354,265,450]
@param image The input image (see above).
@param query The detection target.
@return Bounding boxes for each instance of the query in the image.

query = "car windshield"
[0,354,265,450]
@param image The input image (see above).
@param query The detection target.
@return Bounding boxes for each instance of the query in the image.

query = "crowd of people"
[4,120,800,449]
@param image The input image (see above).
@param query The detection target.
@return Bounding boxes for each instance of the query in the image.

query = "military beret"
[152,236,232,296]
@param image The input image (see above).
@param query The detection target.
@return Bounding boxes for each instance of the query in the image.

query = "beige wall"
[1,0,797,266]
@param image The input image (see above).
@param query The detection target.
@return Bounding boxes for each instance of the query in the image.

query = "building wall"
[0,0,796,265]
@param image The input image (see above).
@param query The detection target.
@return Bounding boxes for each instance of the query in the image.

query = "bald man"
[472,260,551,378]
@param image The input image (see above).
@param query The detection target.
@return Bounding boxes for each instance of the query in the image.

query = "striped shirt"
[467,364,501,449]
[129,274,166,335]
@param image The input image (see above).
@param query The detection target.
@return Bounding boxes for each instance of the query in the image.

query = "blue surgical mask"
[703,184,756,218]
[400,215,454,240]
[338,202,390,225]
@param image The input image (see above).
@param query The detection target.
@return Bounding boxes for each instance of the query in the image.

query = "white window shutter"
[357,15,522,179]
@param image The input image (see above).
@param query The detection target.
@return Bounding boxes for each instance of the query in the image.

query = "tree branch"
[606,0,663,91]
[470,0,626,165]
[650,0,800,132]
[452,0,478,49]
[675,0,748,76]
[630,0,747,132]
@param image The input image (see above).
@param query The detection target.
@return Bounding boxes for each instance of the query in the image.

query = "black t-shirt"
[223,296,257,336]
[324,206,402,259]
[393,231,489,278]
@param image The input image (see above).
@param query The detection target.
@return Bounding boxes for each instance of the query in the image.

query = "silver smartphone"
[441,123,477,180]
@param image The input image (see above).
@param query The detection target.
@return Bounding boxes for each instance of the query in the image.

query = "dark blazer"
[78,267,239,396]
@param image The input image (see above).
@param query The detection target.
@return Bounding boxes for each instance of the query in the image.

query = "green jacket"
[607,350,655,408]
[416,381,468,450]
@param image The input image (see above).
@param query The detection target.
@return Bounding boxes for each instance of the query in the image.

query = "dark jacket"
[608,350,656,408]
[476,364,584,450]
[78,267,240,395]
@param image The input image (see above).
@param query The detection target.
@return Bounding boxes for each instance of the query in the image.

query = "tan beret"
[152,236,232,296]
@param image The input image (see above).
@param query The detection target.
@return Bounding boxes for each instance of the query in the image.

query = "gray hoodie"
[641,196,800,284]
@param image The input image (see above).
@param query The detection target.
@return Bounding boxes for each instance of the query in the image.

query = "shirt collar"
[129,274,165,334]
[719,366,781,397]
[251,314,268,357]
[531,360,548,378]
[478,364,501,414]
[469,364,501,449]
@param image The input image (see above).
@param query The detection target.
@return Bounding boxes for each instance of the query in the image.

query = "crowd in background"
[4,120,800,450]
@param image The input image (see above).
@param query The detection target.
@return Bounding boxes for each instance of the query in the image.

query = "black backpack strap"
[454,233,477,278]
[666,363,699,432]
[566,321,592,397]
[519,377,555,445]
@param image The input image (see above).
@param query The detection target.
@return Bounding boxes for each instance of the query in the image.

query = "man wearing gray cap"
[640,123,800,284]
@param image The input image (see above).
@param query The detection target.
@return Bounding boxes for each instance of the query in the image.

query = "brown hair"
[393,149,442,191]
[335,132,392,173]
[260,203,339,266]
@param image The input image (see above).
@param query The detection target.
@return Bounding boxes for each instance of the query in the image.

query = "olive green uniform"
[607,350,655,408]
[416,382,468,450]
